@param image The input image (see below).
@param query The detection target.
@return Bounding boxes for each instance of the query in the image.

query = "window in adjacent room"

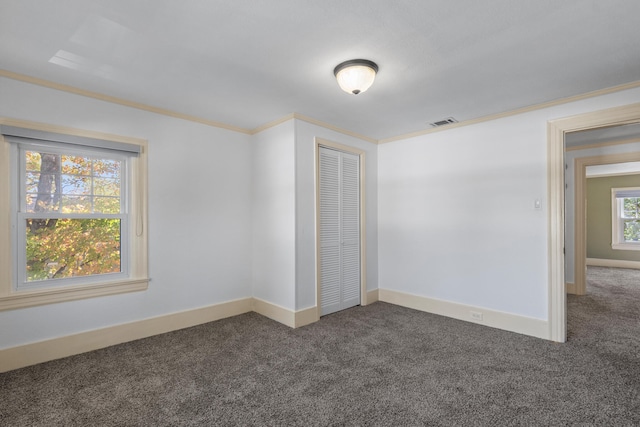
[0,120,149,310]
[612,187,640,251]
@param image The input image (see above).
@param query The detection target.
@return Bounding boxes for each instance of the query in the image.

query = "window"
[18,145,128,288]
[0,119,148,310]
[612,187,640,251]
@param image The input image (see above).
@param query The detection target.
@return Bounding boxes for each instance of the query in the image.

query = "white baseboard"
[378,288,549,340]
[566,282,577,294]
[0,297,252,373]
[586,258,640,270]
[252,298,296,327]
[295,306,319,328]
[1,287,551,373]
[252,298,319,328]
[366,289,379,304]
[1,296,320,373]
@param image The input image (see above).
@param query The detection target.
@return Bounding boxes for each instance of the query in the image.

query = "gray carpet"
[1,267,639,426]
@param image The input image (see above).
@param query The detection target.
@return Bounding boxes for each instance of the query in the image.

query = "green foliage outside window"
[24,150,123,282]
[622,197,640,242]
[26,218,121,280]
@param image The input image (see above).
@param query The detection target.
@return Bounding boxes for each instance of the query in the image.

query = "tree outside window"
[622,197,640,242]
[21,148,127,286]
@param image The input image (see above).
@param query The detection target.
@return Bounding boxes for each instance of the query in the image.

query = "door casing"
[548,102,640,342]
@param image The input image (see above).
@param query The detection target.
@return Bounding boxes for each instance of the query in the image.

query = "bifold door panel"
[319,147,360,316]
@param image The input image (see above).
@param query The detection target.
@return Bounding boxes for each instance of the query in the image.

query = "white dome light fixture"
[334,59,378,95]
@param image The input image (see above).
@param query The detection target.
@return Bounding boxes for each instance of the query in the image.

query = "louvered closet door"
[319,147,360,316]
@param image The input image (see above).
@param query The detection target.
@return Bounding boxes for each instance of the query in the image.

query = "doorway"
[571,155,640,295]
[315,139,366,317]
[548,102,640,342]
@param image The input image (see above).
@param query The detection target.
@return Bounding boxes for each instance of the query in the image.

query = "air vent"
[430,117,458,127]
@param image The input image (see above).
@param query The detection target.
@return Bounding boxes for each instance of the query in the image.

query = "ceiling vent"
[430,117,458,127]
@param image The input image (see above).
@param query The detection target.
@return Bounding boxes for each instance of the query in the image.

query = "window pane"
[94,159,120,178]
[25,151,42,171]
[26,172,40,193]
[61,175,91,195]
[94,178,120,197]
[624,220,640,242]
[25,218,121,282]
[623,197,640,219]
[61,155,91,175]
[26,194,60,213]
[61,195,91,213]
[94,197,120,214]
[25,151,60,212]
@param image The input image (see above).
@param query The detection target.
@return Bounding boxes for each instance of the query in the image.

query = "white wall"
[251,120,296,310]
[294,120,378,310]
[378,86,640,323]
[250,118,378,312]
[565,140,640,283]
[0,77,253,349]
[0,76,378,351]
[3,73,638,349]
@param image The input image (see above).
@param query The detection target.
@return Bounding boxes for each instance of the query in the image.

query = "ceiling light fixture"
[333,59,378,95]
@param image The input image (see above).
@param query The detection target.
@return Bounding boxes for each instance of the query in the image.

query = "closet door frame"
[315,138,367,319]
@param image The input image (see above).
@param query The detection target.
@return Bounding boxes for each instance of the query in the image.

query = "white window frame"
[15,142,130,290]
[611,187,640,251]
[0,118,149,310]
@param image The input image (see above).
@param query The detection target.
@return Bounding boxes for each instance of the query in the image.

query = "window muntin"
[24,150,122,214]
[612,187,640,251]
[17,143,129,289]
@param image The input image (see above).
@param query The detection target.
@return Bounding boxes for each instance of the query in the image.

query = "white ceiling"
[1,0,639,140]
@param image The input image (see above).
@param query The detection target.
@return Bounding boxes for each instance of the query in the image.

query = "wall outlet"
[470,311,483,321]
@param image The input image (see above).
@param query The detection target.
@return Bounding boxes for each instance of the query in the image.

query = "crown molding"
[249,113,377,144]
[249,113,296,134]
[0,69,377,143]
[0,69,252,134]
[4,69,640,146]
[378,80,640,144]
[292,113,377,144]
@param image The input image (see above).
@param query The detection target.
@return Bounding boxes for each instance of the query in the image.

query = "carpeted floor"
[1,266,639,426]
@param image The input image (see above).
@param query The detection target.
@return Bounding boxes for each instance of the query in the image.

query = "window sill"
[0,278,149,311]
[612,243,640,251]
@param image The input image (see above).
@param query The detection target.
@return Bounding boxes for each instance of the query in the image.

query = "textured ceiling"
[1,0,639,140]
